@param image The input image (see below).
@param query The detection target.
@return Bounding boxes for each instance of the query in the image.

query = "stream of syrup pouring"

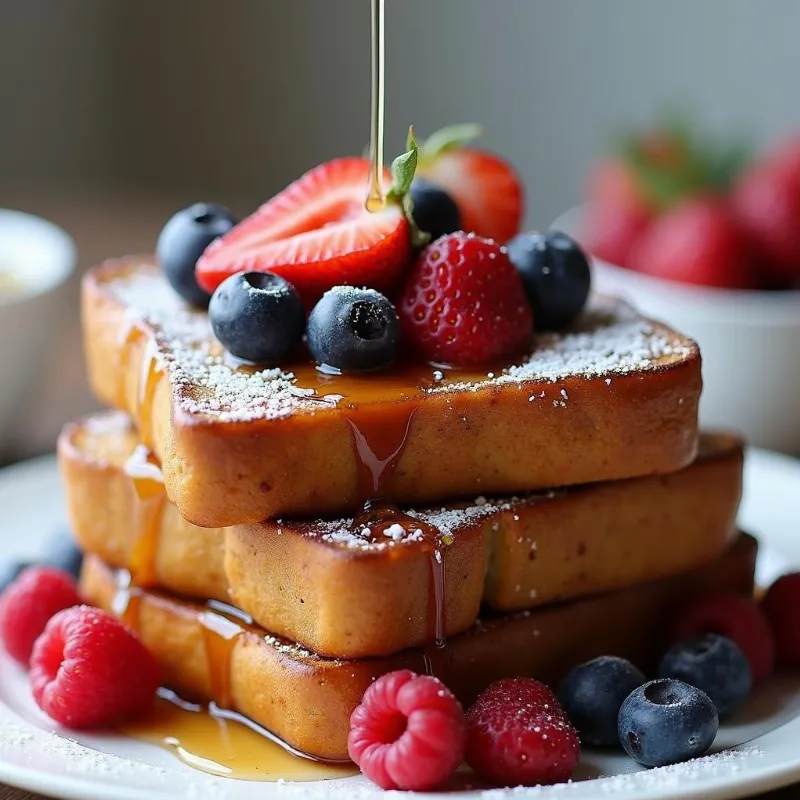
[365,0,386,212]
[109,0,450,779]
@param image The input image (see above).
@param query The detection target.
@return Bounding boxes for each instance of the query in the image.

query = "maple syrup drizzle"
[114,318,163,448]
[198,608,243,709]
[138,337,163,448]
[422,544,452,680]
[366,0,386,211]
[111,570,143,630]
[121,689,356,782]
[345,403,418,498]
[115,318,145,410]
[108,582,355,783]
[123,445,166,587]
[352,501,453,680]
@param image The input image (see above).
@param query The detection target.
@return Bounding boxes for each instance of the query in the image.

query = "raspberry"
[0,566,82,665]
[398,232,533,367]
[762,573,800,668]
[348,669,465,791]
[465,678,580,787]
[30,606,160,728]
[670,593,775,682]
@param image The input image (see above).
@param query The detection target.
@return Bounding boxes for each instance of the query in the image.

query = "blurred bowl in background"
[0,209,77,450]
[554,206,800,454]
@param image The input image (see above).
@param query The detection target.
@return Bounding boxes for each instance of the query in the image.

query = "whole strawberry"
[398,232,533,367]
[732,162,800,285]
[629,197,756,289]
[415,125,524,244]
[582,200,651,267]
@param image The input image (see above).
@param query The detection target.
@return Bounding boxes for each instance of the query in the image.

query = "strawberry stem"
[387,126,430,248]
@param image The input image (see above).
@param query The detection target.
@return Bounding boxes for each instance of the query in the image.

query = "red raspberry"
[671,593,775,682]
[0,566,82,665]
[348,669,465,791]
[762,573,800,669]
[30,606,160,728]
[465,678,580,787]
[398,232,533,367]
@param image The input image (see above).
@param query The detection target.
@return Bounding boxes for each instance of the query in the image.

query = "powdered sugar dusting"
[438,298,692,394]
[409,500,513,536]
[106,266,693,423]
[300,491,561,552]
[315,520,426,551]
[111,269,320,422]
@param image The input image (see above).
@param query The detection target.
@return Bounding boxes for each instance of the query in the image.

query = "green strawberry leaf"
[419,123,483,165]
[386,126,430,248]
[387,126,419,200]
[617,116,754,211]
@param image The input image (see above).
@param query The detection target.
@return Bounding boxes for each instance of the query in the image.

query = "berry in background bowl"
[555,124,800,452]
[556,204,800,453]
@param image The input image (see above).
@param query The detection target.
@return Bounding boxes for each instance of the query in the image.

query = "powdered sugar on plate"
[477,749,766,799]
[107,266,694,424]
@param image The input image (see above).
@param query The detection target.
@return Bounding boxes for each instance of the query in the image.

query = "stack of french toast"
[57,252,754,763]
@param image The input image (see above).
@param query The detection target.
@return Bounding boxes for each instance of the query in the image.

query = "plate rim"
[0,450,798,800]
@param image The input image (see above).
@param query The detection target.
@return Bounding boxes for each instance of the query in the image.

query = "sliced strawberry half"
[416,125,524,244]
[196,157,412,305]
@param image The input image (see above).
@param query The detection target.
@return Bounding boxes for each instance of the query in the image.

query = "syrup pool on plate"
[121,689,356,782]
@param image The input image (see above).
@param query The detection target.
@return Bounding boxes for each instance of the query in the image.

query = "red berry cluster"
[671,571,800,681]
[348,670,579,790]
[0,566,159,728]
[584,126,800,290]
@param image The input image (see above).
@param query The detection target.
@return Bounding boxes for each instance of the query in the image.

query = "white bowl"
[553,206,800,453]
[0,210,77,450]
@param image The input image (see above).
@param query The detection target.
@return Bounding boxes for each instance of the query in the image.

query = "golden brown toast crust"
[80,535,756,760]
[82,259,702,527]
[61,412,743,658]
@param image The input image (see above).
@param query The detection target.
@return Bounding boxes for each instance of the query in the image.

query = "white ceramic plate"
[0,452,799,800]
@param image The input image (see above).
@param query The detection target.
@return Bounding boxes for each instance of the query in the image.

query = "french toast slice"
[82,259,702,526]
[81,534,757,761]
[61,412,742,658]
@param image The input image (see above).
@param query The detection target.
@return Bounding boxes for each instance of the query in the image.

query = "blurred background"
[2,0,800,462]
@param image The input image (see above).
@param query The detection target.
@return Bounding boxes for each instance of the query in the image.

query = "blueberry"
[618,678,719,767]
[507,230,591,330]
[558,656,646,747]
[658,634,752,719]
[157,203,238,307]
[410,179,462,242]
[307,286,398,372]
[0,560,27,594]
[42,529,83,579]
[209,272,305,364]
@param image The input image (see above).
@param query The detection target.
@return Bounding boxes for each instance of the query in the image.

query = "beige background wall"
[3,0,800,226]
